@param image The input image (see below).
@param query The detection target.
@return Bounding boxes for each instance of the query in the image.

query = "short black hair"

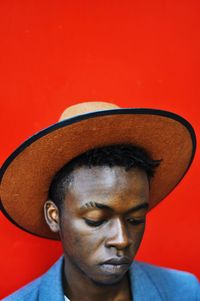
[48,144,160,209]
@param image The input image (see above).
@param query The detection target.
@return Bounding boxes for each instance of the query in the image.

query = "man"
[0,101,199,300]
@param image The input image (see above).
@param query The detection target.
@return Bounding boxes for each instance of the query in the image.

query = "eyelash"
[127,218,145,225]
[84,218,145,227]
[84,219,105,227]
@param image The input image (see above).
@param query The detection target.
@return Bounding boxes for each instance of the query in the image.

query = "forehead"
[65,166,149,209]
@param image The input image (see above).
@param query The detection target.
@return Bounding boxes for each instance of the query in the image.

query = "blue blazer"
[2,257,200,301]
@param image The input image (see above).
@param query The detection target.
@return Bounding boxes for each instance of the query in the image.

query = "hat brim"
[0,108,196,240]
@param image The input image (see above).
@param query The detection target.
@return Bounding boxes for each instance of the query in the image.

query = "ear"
[44,200,60,232]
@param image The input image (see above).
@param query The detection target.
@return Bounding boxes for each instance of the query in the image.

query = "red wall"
[0,1,200,298]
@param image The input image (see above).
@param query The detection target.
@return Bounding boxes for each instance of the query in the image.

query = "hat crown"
[59,101,120,121]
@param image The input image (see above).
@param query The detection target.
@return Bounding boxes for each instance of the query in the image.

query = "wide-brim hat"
[0,101,196,240]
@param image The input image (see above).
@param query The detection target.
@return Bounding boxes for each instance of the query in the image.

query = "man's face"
[56,166,149,285]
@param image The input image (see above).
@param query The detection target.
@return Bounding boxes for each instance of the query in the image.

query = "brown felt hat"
[0,101,196,240]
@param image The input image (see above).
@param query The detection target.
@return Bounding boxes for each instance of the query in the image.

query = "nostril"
[105,237,131,250]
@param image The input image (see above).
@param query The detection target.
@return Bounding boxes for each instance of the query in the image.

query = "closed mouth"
[98,258,131,275]
[100,257,131,266]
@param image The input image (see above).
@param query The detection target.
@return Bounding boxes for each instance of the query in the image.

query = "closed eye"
[127,218,145,225]
[83,218,105,227]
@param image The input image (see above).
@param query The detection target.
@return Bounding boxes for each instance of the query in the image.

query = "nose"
[105,218,132,250]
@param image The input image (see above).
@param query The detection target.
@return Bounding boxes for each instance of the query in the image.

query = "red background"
[0,1,200,299]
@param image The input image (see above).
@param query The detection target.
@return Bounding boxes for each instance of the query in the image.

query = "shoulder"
[2,257,64,301]
[134,261,200,300]
[2,276,42,301]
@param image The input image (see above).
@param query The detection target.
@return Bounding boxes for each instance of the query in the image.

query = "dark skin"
[44,166,149,301]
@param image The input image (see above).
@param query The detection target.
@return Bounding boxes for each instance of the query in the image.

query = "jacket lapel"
[38,257,65,301]
[130,261,163,301]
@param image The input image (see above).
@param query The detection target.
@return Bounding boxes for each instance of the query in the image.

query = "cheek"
[60,220,103,258]
[130,224,146,251]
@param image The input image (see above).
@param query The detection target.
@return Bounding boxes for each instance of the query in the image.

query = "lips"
[101,257,131,265]
[98,258,131,275]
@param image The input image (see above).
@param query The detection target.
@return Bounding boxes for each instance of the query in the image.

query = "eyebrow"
[126,202,149,213]
[80,202,111,211]
[80,201,149,213]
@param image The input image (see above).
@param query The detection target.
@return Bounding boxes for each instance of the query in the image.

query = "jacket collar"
[38,257,64,301]
[38,257,162,301]
[130,261,162,301]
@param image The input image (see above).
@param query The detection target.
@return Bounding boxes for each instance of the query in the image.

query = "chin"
[88,271,127,286]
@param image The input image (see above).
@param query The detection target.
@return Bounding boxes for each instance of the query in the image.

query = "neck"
[63,256,132,301]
